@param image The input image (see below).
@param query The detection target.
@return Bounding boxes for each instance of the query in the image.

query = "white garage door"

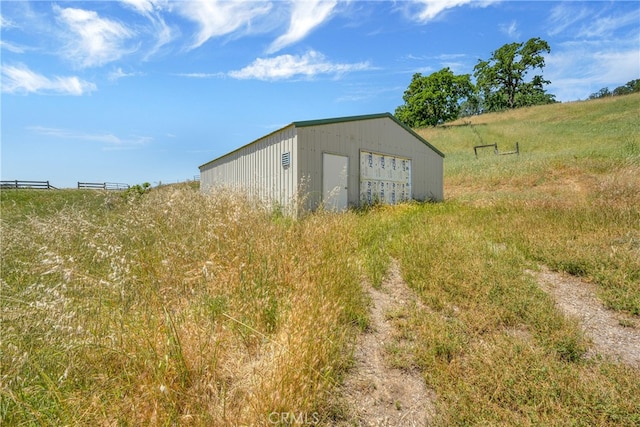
[360,151,411,205]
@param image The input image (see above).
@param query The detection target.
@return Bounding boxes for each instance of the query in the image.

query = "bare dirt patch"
[531,266,640,368]
[337,259,436,426]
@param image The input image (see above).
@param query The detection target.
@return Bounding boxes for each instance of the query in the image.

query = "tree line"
[588,79,640,100]
[395,37,636,128]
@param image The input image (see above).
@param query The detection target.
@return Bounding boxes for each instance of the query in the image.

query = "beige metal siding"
[297,116,443,210]
[200,127,298,211]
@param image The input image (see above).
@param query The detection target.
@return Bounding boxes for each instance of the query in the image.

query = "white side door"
[322,153,349,211]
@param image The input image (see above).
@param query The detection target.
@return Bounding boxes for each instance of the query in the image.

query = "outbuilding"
[199,113,444,214]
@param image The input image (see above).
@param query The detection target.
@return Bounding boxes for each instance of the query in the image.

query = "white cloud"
[149,18,175,56]
[547,3,640,39]
[108,67,144,81]
[1,15,17,29]
[228,50,370,81]
[0,40,26,53]
[576,9,640,39]
[267,0,338,54]
[544,2,640,101]
[176,0,273,50]
[499,20,520,39]
[119,0,158,15]
[1,64,96,95]
[119,0,176,59]
[401,53,468,75]
[174,72,226,78]
[28,126,151,150]
[54,5,134,68]
[407,0,499,23]
[546,40,640,101]
[0,12,27,52]
[547,3,591,37]
[336,84,403,103]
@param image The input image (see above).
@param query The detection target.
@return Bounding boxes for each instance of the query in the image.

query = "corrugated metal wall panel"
[297,116,443,210]
[201,115,443,214]
[199,128,298,212]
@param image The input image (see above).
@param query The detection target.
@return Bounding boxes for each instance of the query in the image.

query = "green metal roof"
[199,112,444,169]
[292,112,392,128]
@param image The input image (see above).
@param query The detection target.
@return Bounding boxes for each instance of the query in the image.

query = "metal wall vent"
[281,152,291,168]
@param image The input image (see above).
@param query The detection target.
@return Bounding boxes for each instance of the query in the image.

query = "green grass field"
[2,93,639,425]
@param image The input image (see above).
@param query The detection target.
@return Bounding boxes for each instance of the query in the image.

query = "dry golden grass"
[1,187,367,425]
[2,94,639,425]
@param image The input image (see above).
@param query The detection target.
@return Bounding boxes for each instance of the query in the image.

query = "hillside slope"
[1,94,638,425]
[418,93,640,204]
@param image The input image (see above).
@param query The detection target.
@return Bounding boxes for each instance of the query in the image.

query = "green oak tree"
[474,37,555,111]
[395,68,474,128]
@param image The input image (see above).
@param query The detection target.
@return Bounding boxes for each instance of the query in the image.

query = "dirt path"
[338,259,436,426]
[531,266,640,368]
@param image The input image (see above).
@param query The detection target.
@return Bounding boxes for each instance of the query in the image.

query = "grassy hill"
[1,94,639,425]
[417,94,640,314]
[422,92,639,201]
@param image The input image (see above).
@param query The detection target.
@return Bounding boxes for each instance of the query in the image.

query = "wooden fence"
[0,180,132,190]
[474,142,519,158]
[0,180,58,190]
[77,182,130,190]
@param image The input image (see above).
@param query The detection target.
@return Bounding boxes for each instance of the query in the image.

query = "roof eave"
[199,123,296,170]
[199,112,445,170]
[295,112,444,158]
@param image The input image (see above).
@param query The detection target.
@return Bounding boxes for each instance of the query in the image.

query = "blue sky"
[2,1,638,188]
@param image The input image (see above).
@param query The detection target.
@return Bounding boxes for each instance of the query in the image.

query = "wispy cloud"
[336,83,403,103]
[546,39,640,101]
[119,0,176,59]
[543,3,640,101]
[28,126,152,150]
[400,53,469,74]
[119,0,158,15]
[54,5,134,68]
[547,3,591,36]
[122,0,338,55]
[407,0,499,23]
[228,50,370,81]
[174,72,226,78]
[499,20,520,39]
[108,67,144,81]
[176,0,272,50]
[547,3,640,39]
[1,64,96,95]
[0,12,27,53]
[0,40,27,53]
[267,0,338,54]
[1,15,18,29]
[576,9,640,39]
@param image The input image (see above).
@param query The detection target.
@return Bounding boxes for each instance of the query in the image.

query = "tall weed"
[1,186,366,425]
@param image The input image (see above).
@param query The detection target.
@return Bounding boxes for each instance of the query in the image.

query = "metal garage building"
[199,113,444,214]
